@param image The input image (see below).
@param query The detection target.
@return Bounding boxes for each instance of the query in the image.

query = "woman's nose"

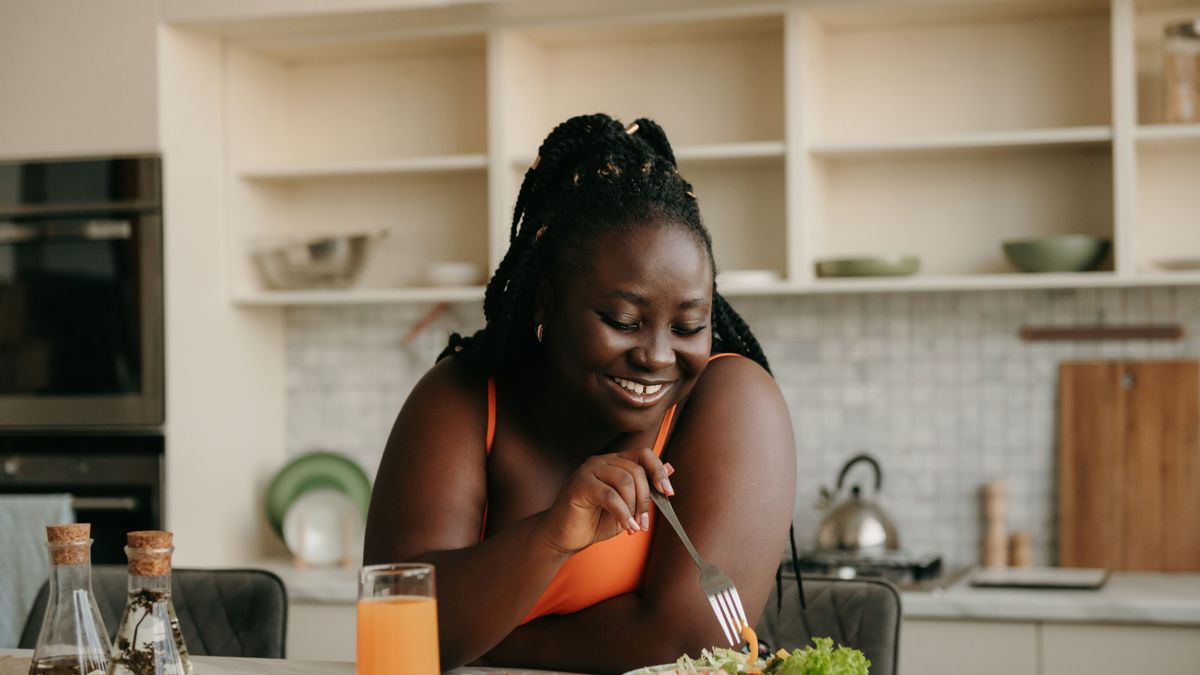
[631,329,675,371]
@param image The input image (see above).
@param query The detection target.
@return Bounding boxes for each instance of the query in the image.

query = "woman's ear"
[533,278,552,328]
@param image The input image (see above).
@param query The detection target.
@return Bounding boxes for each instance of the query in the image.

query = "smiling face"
[539,223,714,433]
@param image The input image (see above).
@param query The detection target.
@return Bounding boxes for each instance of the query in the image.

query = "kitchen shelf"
[808,127,1113,158]
[232,286,486,306]
[157,0,1200,310]
[239,154,488,180]
[510,141,786,169]
[1135,124,1200,147]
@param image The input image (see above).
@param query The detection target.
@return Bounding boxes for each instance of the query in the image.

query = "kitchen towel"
[0,494,73,648]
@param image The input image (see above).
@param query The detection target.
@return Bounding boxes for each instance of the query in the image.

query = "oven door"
[0,157,163,428]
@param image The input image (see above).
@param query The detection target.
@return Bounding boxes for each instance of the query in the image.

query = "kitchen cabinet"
[286,601,356,662]
[1041,623,1200,675]
[159,0,1200,307]
[902,618,1200,675]
[899,619,1039,675]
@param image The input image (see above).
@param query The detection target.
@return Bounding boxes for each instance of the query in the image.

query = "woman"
[364,114,796,673]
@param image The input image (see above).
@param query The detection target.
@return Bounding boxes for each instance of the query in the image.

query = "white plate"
[282,488,364,566]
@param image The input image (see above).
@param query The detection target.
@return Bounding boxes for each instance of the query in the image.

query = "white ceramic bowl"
[426,261,484,287]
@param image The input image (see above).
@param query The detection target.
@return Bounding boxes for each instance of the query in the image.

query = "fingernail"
[626,516,640,532]
[640,512,649,530]
[661,478,675,496]
[664,463,675,476]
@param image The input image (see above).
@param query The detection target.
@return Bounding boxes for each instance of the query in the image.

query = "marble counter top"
[0,650,581,675]
[254,559,1200,626]
[901,570,1200,625]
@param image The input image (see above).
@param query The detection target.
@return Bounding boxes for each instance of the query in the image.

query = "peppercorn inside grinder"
[107,531,193,675]
[27,523,111,675]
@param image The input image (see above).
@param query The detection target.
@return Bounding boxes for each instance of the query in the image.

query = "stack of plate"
[266,451,372,567]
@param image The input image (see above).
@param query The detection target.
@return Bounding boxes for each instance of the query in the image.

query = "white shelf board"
[509,141,785,168]
[1135,124,1200,149]
[232,286,486,306]
[731,273,1200,296]
[809,127,1113,158]
[239,154,488,180]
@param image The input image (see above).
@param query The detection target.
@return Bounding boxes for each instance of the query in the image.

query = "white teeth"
[612,377,664,397]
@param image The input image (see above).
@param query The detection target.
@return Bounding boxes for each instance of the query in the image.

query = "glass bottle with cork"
[107,531,193,675]
[27,523,111,675]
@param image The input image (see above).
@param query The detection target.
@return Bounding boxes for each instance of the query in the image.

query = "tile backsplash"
[286,286,1200,569]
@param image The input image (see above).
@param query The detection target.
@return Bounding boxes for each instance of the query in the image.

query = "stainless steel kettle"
[815,454,900,554]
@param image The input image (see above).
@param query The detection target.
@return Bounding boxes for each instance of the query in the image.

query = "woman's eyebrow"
[604,291,708,310]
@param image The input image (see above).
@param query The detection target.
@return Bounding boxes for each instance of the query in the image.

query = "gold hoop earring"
[536,323,544,343]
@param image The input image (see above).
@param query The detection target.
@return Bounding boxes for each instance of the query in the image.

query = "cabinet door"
[899,619,1037,675]
[287,601,357,662]
[1041,623,1200,675]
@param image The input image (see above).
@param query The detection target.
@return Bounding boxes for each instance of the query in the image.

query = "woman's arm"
[484,357,797,673]
[364,359,671,669]
[364,360,569,667]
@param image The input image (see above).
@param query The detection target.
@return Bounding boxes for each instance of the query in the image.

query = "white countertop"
[901,570,1200,626]
[256,559,1200,626]
[0,650,579,675]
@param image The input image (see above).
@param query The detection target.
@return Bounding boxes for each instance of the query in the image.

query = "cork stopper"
[46,523,91,565]
[126,530,174,577]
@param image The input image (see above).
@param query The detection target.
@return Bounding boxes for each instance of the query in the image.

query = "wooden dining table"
[0,649,589,675]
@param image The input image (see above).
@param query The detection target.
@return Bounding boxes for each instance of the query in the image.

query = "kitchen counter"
[0,651,581,675]
[901,570,1200,626]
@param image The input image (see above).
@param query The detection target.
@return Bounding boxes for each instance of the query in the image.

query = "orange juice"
[357,595,439,675]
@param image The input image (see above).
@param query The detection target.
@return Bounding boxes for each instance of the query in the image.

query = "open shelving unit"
[159,0,1200,306]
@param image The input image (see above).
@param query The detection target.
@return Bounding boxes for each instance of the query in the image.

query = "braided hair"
[438,113,770,376]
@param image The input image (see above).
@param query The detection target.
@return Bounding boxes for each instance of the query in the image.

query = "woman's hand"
[537,447,675,555]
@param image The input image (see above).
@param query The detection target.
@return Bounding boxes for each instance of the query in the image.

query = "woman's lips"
[604,375,673,408]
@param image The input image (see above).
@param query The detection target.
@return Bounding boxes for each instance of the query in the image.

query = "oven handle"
[0,220,132,244]
[71,496,140,512]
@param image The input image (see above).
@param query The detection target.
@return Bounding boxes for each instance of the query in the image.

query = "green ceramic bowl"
[815,256,920,278]
[265,451,372,539]
[1002,235,1110,273]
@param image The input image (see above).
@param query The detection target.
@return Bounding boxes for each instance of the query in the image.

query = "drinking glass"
[357,563,439,675]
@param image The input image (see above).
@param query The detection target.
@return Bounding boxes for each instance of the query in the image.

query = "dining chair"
[20,567,288,659]
[755,572,902,675]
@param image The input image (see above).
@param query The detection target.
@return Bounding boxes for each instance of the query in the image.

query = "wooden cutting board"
[1059,361,1200,571]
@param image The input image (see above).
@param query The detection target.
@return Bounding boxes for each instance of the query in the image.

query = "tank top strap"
[486,377,496,456]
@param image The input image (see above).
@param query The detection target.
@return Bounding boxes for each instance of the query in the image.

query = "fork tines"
[708,586,750,646]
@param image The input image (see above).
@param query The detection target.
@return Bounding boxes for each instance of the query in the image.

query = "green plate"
[815,256,920,278]
[265,451,372,539]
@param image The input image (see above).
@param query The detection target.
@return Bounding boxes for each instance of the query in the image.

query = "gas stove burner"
[796,550,943,584]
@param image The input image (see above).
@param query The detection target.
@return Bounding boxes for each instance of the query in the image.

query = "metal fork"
[648,489,749,646]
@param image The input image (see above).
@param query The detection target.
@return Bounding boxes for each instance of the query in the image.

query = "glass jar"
[107,531,192,675]
[27,524,111,675]
[1164,19,1200,123]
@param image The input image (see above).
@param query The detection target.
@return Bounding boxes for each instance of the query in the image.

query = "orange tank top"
[482,353,739,624]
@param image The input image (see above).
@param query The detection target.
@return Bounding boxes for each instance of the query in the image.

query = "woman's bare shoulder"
[397,355,488,426]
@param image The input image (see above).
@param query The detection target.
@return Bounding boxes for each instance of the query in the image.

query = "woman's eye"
[672,325,708,337]
[600,315,639,331]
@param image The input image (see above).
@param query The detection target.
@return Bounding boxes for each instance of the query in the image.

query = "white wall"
[159,25,288,566]
[0,0,160,159]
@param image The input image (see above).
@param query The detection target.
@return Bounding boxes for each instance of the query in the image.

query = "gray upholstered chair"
[756,573,902,675]
[20,567,288,659]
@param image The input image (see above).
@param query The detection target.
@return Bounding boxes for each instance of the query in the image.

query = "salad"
[631,637,870,675]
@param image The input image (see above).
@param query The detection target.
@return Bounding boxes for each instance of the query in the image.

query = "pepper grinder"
[983,480,1007,569]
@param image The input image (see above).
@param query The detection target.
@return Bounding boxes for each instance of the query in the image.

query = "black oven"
[0,432,163,563]
[0,156,163,428]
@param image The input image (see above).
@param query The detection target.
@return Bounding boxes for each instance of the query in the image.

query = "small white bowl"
[715,269,782,287]
[426,261,484,287]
